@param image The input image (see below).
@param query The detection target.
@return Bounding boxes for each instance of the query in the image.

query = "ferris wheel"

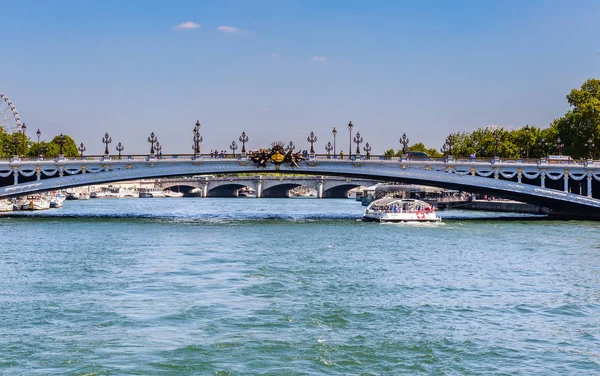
[0,92,22,132]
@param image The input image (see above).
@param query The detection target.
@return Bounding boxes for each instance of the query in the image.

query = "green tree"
[47,134,78,157]
[553,78,600,158]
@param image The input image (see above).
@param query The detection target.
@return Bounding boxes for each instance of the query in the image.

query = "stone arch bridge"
[155,176,377,198]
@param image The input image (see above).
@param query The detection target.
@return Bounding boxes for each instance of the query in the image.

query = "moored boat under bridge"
[2,153,600,219]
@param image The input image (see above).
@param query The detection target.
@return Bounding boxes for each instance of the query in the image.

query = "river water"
[1,198,599,375]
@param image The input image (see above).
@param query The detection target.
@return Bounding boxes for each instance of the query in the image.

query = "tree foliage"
[0,129,79,158]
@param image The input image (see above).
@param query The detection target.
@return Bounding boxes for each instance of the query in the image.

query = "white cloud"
[271,52,281,58]
[173,21,200,30]
[218,25,242,34]
[311,56,327,62]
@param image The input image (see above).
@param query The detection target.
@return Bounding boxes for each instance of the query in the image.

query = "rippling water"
[1,198,599,375]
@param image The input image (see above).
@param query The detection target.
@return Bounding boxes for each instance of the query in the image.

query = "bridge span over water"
[154,176,377,198]
[1,154,600,218]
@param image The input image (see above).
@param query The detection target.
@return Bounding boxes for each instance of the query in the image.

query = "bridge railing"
[0,153,594,166]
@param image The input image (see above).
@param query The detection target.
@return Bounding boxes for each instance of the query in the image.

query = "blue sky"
[2,0,600,154]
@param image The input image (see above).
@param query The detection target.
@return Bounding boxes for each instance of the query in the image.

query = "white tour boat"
[139,188,167,198]
[363,198,441,223]
[165,190,184,198]
[16,194,51,211]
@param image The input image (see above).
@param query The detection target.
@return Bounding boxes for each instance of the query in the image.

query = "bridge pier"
[564,175,569,192]
[588,176,593,198]
[256,180,262,198]
[541,174,546,188]
[36,170,41,181]
[13,171,18,185]
[517,171,522,184]
[316,180,324,199]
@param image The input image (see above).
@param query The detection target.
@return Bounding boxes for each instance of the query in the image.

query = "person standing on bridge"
[340,150,344,159]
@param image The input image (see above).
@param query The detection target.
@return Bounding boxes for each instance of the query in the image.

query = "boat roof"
[370,197,429,206]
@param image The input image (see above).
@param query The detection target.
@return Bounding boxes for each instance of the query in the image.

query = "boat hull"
[362,215,441,223]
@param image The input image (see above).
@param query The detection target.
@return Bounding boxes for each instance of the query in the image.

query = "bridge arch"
[2,157,600,218]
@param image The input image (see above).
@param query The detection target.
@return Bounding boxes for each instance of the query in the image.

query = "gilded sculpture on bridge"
[249,142,306,169]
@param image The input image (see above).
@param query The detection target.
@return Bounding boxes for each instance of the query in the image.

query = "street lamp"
[538,138,547,158]
[347,121,353,158]
[239,131,249,155]
[586,138,595,159]
[399,133,410,154]
[363,142,372,159]
[556,136,564,156]
[325,141,333,158]
[148,132,157,154]
[78,142,86,158]
[442,135,454,155]
[307,131,317,155]
[57,133,66,156]
[102,132,112,156]
[230,140,238,156]
[116,142,124,159]
[21,123,27,157]
[493,130,499,157]
[332,127,337,155]
[524,125,530,158]
[156,141,162,158]
[36,129,41,157]
[354,132,363,155]
[193,121,202,157]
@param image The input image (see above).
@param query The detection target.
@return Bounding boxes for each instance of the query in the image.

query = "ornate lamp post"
[21,123,27,156]
[347,121,353,158]
[332,127,337,155]
[230,140,238,156]
[538,138,547,158]
[116,142,124,159]
[354,132,363,155]
[399,133,410,154]
[586,138,595,159]
[442,135,454,155]
[556,136,564,156]
[307,131,317,155]
[524,125,530,158]
[102,132,112,156]
[363,142,372,159]
[239,131,249,155]
[78,142,86,158]
[57,133,66,156]
[11,133,20,157]
[156,141,162,158]
[493,130,499,157]
[325,141,333,158]
[36,129,41,157]
[193,121,202,157]
[148,132,157,155]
